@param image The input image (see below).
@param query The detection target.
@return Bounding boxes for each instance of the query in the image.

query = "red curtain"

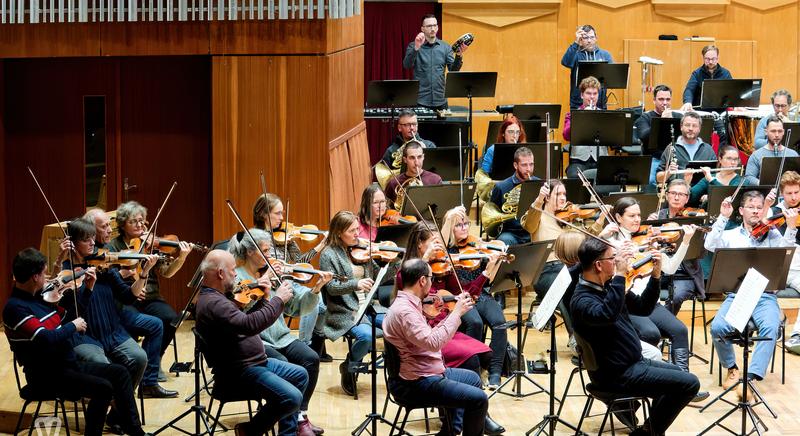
[364,2,440,164]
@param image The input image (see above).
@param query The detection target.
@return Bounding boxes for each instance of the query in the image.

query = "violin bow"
[774,129,792,190]
[27,166,80,317]
[533,206,616,249]
[137,181,178,255]
[259,171,279,259]
[545,112,552,184]
[225,199,284,286]
[284,199,291,263]
[655,134,676,214]
[577,169,618,227]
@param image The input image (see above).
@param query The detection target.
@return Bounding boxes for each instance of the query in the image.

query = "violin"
[273,223,327,244]
[83,248,166,280]
[554,203,601,222]
[676,207,707,218]
[456,235,509,255]
[231,279,268,310]
[42,269,88,302]
[349,238,406,264]
[421,289,458,319]
[750,211,800,239]
[130,235,208,255]
[277,261,345,287]
[429,248,516,276]
[381,209,417,226]
[625,252,655,292]
[631,223,683,246]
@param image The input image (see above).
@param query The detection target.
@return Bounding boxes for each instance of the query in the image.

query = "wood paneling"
[328,46,365,139]
[326,11,365,53]
[209,20,328,55]
[329,122,370,213]
[0,23,100,58]
[100,22,211,56]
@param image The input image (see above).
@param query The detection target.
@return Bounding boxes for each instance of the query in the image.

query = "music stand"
[707,185,773,223]
[699,248,793,436]
[400,182,476,221]
[422,147,472,181]
[576,63,630,102]
[562,178,591,204]
[644,117,682,156]
[699,79,762,110]
[605,192,658,218]
[418,119,469,147]
[513,104,562,128]
[516,180,547,221]
[781,122,800,151]
[444,72,498,148]
[570,110,633,160]
[375,224,413,247]
[488,143,562,181]
[758,156,800,185]
[366,80,421,141]
[486,120,547,145]
[488,241,554,400]
[595,156,651,191]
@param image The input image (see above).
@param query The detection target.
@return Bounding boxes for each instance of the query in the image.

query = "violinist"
[395,221,505,435]
[384,141,443,209]
[228,229,331,436]
[689,145,746,207]
[4,248,149,436]
[489,146,538,246]
[84,209,178,398]
[600,197,708,402]
[441,206,508,390]
[357,184,386,241]
[646,180,706,315]
[253,193,328,357]
[104,202,191,380]
[570,238,700,436]
[318,210,398,396]
[704,190,795,397]
[480,114,527,175]
[759,171,800,355]
[195,250,307,436]
[655,112,717,184]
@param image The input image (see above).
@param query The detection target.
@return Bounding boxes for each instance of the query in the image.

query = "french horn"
[480,183,520,237]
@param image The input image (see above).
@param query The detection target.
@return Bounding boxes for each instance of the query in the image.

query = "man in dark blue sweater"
[3,248,148,436]
[680,45,733,110]
[489,146,538,246]
[570,238,699,436]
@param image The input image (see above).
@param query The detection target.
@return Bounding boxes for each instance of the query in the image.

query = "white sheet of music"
[354,265,388,325]
[534,265,571,331]
[724,268,768,333]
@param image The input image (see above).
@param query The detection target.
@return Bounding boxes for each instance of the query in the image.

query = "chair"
[12,353,84,436]
[556,355,590,418]
[573,333,653,435]
[191,328,270,436]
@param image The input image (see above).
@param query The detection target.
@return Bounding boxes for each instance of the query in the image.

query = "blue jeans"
[649,157,661,186]
[389,367,487,436]
[120,306,164,386]
[348,313,384,362]
[711,293,781,379]
[221,359,308,436]
[298,299,326,344]
[496,231,531,247]
[74,339,148,388]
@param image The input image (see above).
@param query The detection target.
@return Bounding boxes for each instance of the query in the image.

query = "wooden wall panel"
[209,21,328,55]
[100,22,211,56]
[0,24,100,58]
[212,55,331,242]
[328,46,365,140]
[326,10,365,53]
[329,122,370,213]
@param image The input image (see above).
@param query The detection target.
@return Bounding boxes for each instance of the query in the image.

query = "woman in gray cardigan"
[319,210,398,396]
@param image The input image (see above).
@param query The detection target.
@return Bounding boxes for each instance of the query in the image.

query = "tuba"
[480,184,520,237]
[394,176,423,211]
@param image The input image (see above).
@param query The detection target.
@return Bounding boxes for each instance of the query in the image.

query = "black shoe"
[319,352,333,363]
[339,361,356,396]
[139,384,179,399]
[692,390,710,402]
[484,415,505,435]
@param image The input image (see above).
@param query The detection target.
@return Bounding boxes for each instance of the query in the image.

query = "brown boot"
[722,367,740,392]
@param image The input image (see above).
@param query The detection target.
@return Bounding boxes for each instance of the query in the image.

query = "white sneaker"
[785,335,800,355]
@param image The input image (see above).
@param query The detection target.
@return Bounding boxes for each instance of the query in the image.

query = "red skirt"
[442,332,491,368]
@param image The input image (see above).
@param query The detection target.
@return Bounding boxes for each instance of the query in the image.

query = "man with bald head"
[195,250,310,436]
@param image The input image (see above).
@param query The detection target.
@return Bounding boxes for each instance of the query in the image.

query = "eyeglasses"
[399,122,418,128]
[742,206,762,212]
[667,191,689,198]
[505,130,521,136]
[774,104,789,109]
[455,222,471,229]
[422,24,438,29]
[596,256,615,262]
[129,219,147,226]
[581,35,597,40]
[704,57,718,62]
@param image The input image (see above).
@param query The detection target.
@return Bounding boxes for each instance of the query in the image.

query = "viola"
[381,209,417,226]
[130,235,208,255]
[631,223,682,246]
[625,252,655,291]
[554,203,601,222]
[349,238,406,264]
[421,289,458,319]
[42,269,88,302]
[231,279,268,310]
[273,223,327,244]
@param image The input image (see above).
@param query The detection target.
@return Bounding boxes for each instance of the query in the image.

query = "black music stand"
[605,192,658,218]
[699,248,793,436]
[707,185,773,224]
[644,117,682,156]
[576,63,630,90]
[562,178,591,204]
[366,80,421,141]
[595,156,651,191]
[422,147,471,181]
[758,156,800,185]
[488,241,553,400]
[418,119,469,147]
[699,79,762,110]
[570,110,633,162]
[444,72,498,150]
[375,224,413,247]
[513,104,562,128]
[400,182,476,221]
[515,180,547,221]
[488,143,562,181]
[781,122,800,151]
[485,120,547,145]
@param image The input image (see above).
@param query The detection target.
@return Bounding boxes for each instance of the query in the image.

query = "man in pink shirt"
[383,259,490,436]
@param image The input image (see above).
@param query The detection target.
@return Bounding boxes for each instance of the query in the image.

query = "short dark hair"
[653,84,671,98]
[13,248,47,283]
[702,45,719,56]
[403,140,424,157]
[578,238,609,273]
[612,196,639,220]
[741,190,764,205]
[397,109,417,120]
[421,13,436,25]
[766,115,783,128]
[400,258,431,286]
[578,24,596,35]
[513,146,533,163]
[681,111,702,127]
[67,218,97,242]
[771,89,793,105]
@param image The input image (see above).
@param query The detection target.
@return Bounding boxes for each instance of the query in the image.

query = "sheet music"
[354,265,388,325]
[724,268,768,333]
[534,265,571,331]
[629,276,648,296]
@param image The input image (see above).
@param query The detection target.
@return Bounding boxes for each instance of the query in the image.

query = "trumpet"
[670,166,742,176]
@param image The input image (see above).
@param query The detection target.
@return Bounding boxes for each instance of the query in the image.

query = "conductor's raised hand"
[414,32,425,50]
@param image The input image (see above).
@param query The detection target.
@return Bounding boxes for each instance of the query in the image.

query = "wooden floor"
[2,298,800,436]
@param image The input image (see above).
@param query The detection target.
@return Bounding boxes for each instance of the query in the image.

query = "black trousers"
[461,292,507,377]
[630,304,689,350]
[265,340,320,411]
[29,361,142,436]
[134,298,179,356]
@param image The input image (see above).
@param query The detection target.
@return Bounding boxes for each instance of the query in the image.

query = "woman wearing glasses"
[689,145,746,207]
[480,115,527,175]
